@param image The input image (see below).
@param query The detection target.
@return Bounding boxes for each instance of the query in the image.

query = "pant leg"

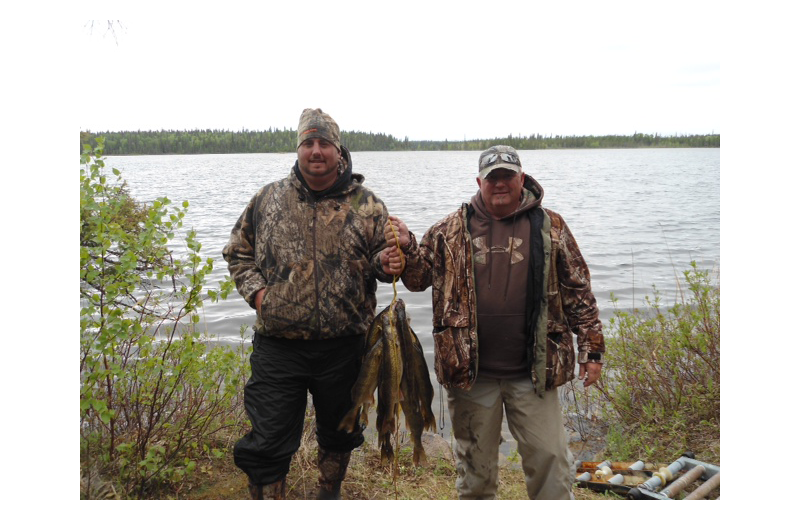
[233,335,309,485]
[308,338,365,452]
[447,378,504,499]
[501,378,575,500]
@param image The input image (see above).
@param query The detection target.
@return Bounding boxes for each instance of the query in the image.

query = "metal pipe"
[608,474,625,485]
[660,464,706,499]
[628,460,645,471]
[638,457,687,491]
[684,472,720,500]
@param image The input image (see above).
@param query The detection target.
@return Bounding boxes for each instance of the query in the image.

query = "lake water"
[104,149,720,455]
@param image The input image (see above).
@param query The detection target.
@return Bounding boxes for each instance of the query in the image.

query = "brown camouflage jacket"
[223,149,393,340]
[400,175,605,396]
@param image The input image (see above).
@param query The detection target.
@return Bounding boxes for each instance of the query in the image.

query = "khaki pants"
[447,376,575,499]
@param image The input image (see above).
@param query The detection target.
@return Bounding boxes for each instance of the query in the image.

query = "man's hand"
[578,362,602,387]
[381,246,405,276]
[254,288,266,316]
[384,216,409,250]
[382,216,409,276]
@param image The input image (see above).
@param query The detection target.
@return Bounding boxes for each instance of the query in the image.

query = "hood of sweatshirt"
[470,174,544,221]
[470,174,544,299]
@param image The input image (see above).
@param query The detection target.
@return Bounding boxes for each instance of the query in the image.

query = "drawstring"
[438,383,446,432]
[487,224,493,289]
[388,221,404,304]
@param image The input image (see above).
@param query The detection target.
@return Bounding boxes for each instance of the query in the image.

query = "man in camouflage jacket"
[381,145,605,499]
[224,109,394,499]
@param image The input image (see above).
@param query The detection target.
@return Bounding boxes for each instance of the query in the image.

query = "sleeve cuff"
[578,351,604,364]
[400,232,417,254]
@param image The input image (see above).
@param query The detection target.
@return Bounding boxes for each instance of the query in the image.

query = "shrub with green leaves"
[80,138,247,498]
[596,264,720,463]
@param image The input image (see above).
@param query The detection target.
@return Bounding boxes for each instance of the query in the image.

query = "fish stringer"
[388,221,405,305]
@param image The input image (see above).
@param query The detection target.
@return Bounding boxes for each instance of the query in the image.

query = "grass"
[595,263,720,467]
[170,428,615,500]
[84,382,708,501]
[150,406,617,500]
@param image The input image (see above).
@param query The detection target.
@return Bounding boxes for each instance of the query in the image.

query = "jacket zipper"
[463,204,479,385]
[310,201,321,339]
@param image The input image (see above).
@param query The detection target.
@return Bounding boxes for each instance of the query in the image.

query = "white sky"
[76,1,721,140]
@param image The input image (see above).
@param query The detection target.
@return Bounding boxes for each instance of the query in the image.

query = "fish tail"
[338,406,359,432]
[358,405,369,428]
[380,433,394,465]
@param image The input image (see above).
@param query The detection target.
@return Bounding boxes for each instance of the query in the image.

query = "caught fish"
[337,302,396,436]
[396,301,436,465]
[339,299,435,467]
[338,337,382,433]
[377,302,403,465]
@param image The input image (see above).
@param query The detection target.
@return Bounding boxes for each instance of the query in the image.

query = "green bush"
[596,263,720,463]
[80,138,247,498]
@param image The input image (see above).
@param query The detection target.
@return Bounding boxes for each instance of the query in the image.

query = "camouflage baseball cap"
[478,145,522,179]
[297,108,341,151]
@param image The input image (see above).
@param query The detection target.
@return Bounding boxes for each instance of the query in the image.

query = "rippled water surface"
[106,148,719,347]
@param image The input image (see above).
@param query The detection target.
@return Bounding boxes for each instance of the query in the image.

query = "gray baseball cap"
[478,145,522,179]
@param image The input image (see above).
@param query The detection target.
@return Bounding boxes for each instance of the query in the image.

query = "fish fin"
[337,409,357,432]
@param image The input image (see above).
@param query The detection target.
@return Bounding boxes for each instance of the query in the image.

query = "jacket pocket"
[545,332,575,389]
[432,326,472,388]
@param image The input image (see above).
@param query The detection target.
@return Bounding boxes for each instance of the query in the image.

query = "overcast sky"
[77,1,721,140]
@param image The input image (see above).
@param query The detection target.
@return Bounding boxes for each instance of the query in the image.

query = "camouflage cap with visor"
[478,145,522,179]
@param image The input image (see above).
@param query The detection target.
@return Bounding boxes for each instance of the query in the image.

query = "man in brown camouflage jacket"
[381,145,605,499]
[223,108,394,499]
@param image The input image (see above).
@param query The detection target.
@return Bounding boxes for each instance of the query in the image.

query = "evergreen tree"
[80,129,720,155]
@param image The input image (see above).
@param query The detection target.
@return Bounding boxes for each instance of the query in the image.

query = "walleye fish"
[338,301,395,436]
[377,301,403,465]
[339,299,435,467]
[338,337,383,434]
[396,301,436,465]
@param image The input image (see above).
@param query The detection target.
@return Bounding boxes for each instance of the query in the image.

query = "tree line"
[79,129,720,156]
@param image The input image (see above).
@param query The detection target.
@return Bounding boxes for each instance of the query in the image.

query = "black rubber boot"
[248,477,287,499]
[317,449,351,500]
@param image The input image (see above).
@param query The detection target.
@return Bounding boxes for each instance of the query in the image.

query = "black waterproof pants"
[233,333,365,486]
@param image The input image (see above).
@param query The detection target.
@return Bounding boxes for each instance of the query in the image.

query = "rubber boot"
[248,477,287,499]
[317,449,351,500]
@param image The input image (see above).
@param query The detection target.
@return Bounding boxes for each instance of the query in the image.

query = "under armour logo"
[472,236,524,265]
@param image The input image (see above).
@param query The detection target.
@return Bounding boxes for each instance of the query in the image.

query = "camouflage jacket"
[223,148,393,340]
[400,175,605,396]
